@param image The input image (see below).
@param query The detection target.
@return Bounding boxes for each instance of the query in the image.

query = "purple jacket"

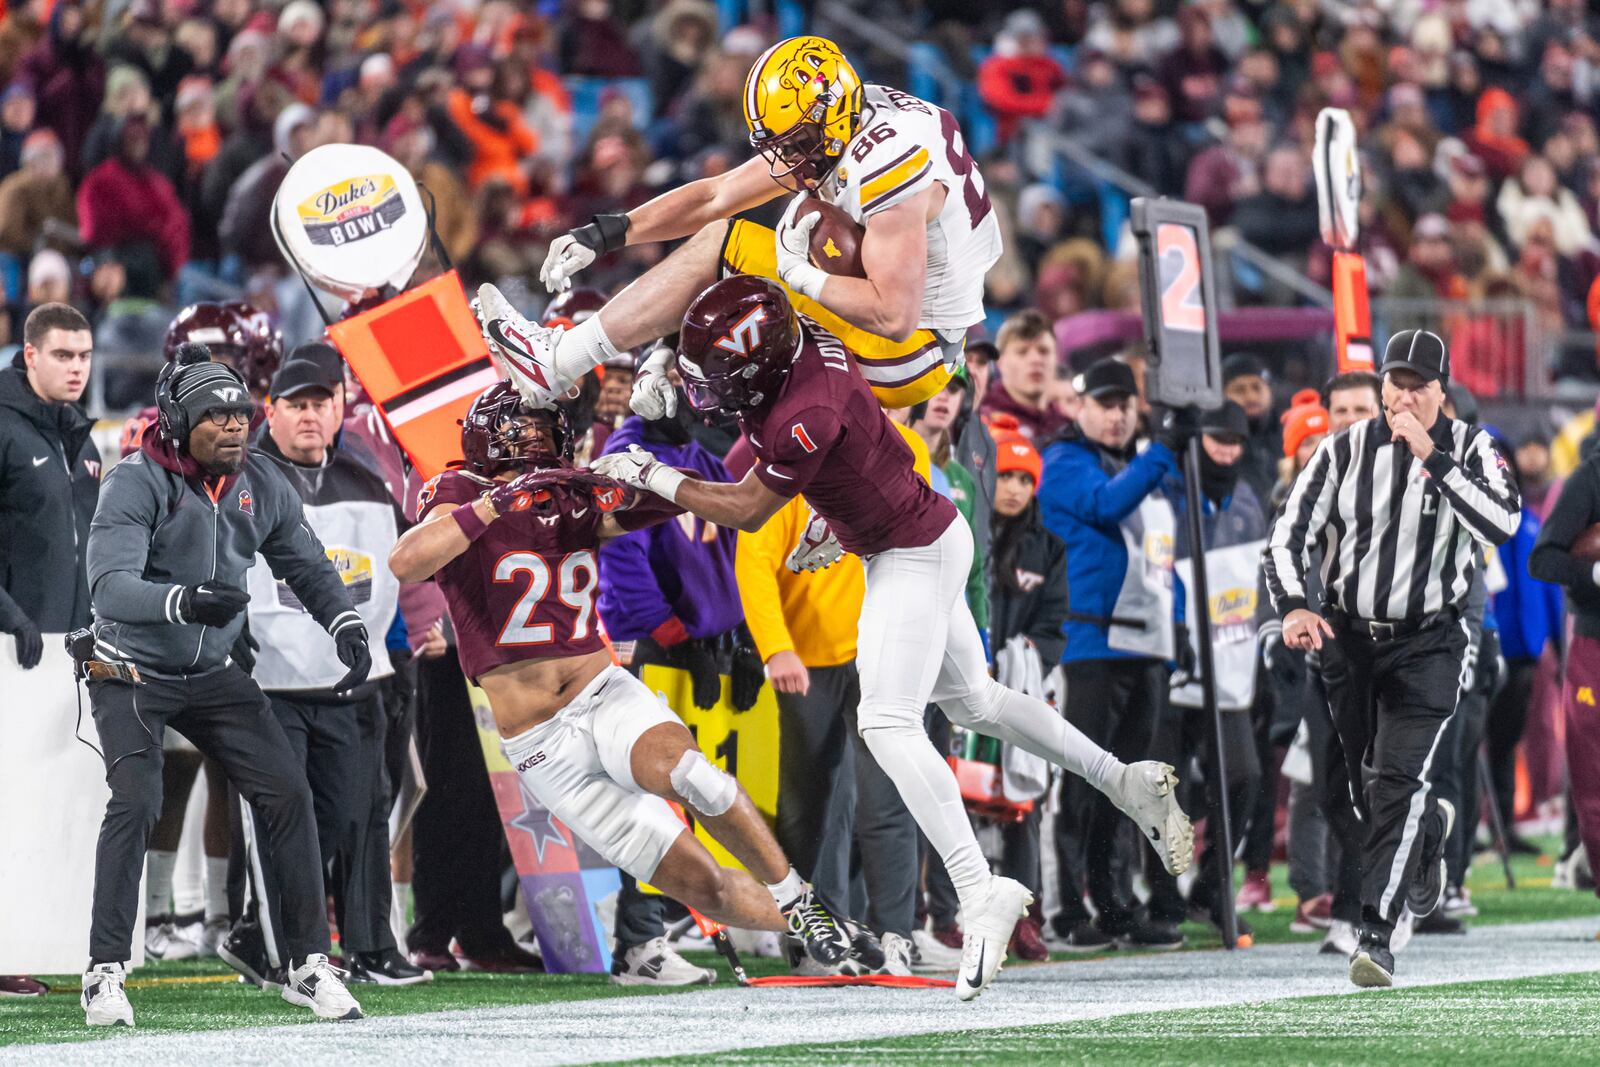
[597,417,743,642]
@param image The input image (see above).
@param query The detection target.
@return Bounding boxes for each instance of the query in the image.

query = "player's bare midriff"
[477,647,614,738]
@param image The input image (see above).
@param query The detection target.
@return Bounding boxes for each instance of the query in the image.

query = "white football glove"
[630,344,678,420]
[539,232,596,293]
[774,193,829,302]
[786,509,843,573]
[590,444,686,502]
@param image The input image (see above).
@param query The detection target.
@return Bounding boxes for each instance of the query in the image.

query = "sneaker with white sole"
[282,954,363,1021]
[82,963,133,1027]
[145,917,201,961]
[911,928,963,971]
[779,883,851,967]
[609,937,716,987]
[475,283,564,406]
[956,876,1033,1002]
[878,932,914,976]
[1103,761,1194,876]
[1320,919,1359,957]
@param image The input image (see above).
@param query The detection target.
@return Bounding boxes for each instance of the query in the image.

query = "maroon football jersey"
[743,320,958,556]
[418,469,608,682]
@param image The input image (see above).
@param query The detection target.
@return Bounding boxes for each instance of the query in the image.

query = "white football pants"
[856,516,1119,911]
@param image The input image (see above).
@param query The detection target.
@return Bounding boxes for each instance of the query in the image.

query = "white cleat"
[282,954,363,1021]
[878,932,914,977]
[956,877,1032,1002]
[474,283,564,407]
[1104,761,1194,876]
[82,963,134,1027]
[609,937,716,987]
[1320,919,1359,957]
[196,916,230,957]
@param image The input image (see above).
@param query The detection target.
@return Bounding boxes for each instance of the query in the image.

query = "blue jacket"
[597,418,743,642]
[1495,505,1563,660]
[1038,429,1179,663]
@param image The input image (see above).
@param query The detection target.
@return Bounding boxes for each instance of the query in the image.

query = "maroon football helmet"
[541,287,609,330]
[676,276,800,415]
[164,302,283,396]
[459,380,573,475]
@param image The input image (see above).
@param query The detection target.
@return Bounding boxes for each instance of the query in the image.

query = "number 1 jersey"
[417,469,605,683]
[817,83,1003,334]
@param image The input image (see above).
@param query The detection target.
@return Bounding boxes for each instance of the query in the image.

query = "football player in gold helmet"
[477,35,1000,416]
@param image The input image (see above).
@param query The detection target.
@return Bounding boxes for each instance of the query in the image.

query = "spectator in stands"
[449,52,539,195]
[218,103,315,276]
[1184,86,1267,227]
[26,247,69,309]
[978,9,1068,146]
[0,129,73,260]
[1158,6,1229,125]
[1497,153,1592,257]
[0,0,44,89]
[20,1,103,179]
[644,0,718,121]
[985,432,1066,962]
[558,0,641,78]
[1014,183,1067,271]
[1220,353,1278,515]
[0,79,35,182]
[76,113,189,298]
[1233,144,1320,266]
[672,51,751,163]
[1055,48,1131,161]
[1121,75,1187,198]
[1383,127,1446,225]
[1387,213,1467,332]
[1521,43,1580,149]
[1083,0,1178,73]
[82,64,179,183]
[1444,152,1492,229]
[0,305,94,1000]
[1038,359,1190,950]
[981,310,1069,444]
[1462,87,1529,182]
[384,111,478,265]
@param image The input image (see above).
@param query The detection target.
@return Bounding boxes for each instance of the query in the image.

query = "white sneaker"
[475,283,564,406]
[956,877,1032,1002]
[878,932,914,977]
[911,928,963,971]
[1391,906,1415,954]
[145,919,201,961]
[282,954,363,1021]
[1103,761,1194,876]
[197,916,230,957]
[82,963,133,1027]
[609,937,716,987]
[1320,919,1358,957]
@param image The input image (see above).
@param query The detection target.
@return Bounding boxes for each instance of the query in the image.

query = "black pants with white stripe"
[1319,616,1467,929]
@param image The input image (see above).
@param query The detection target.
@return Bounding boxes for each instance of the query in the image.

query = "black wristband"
[572,213,631,254]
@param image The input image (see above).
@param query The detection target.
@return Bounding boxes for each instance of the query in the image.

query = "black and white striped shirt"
[1264,414,1520,622]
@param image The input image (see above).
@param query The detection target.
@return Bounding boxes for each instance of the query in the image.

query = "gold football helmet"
[743,36,864,190]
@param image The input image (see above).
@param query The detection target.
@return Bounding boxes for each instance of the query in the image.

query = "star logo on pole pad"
[510,779,571,864]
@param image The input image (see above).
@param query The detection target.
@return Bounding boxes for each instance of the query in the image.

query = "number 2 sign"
[1131,199,1222,410]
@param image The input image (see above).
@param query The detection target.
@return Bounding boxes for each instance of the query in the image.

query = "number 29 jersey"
[817,84,1003,334]
[417,469,605,683]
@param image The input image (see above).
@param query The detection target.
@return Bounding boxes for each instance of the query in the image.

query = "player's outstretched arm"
[633,157,786,245]
[388,495,498,583]
[593,445,787,533]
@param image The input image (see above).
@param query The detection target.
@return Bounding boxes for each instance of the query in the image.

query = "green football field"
[5,839,1597,1064]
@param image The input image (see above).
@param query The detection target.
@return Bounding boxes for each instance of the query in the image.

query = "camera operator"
[78,346,370,1027]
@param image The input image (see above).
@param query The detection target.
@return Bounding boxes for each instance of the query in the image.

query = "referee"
[1263,330,1519,989]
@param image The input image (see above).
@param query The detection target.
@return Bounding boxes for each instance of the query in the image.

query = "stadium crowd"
[2,0,1599,1012]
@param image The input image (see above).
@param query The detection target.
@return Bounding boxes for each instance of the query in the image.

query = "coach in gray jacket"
[79,347,371,1028]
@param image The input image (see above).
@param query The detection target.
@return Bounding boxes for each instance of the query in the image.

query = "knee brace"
[670,750,737,818]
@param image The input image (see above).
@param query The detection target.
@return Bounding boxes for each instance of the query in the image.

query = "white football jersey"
[818,84,1003,334]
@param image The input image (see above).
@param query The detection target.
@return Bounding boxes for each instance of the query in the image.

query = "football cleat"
[282,954,363,1021]
[956,876,1032,1002]
[912,927,964,970]
[1103,761,1194,876]
[345,948,433,986]
[779,883,851,967]
[1321,919,1359,957]
[610,937,716,987]
[81,963,134,1027]
[475,283,564,407]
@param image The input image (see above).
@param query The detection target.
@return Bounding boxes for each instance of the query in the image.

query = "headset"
[154,345,250,448]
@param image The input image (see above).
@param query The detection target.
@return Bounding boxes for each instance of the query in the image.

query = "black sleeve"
[1530,463,1600,589]
[1027,534,1069,667]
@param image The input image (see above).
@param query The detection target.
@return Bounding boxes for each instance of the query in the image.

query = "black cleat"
[218,919,285,991]
[1349,931,1395,988]
[1414,910,1466,935]
[780,883,851,967]
[1408,799,1455,918]
[1116,918,1186,952]
[1059,921,1118,954]
[346,948,434,985]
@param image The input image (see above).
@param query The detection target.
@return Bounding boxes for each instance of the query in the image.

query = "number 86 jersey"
[417,469,605,683]
[818,84,1003,334]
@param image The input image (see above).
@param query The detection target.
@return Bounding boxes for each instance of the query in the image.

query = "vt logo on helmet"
[678,277,801,415]
[744,36,864,191]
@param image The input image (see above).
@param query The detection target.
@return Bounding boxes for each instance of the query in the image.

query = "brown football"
[799,198,866,278]
[1572,523,1600,562]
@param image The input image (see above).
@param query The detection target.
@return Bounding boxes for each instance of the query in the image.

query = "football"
[1571,523,1600,562]
[800,198,866,278]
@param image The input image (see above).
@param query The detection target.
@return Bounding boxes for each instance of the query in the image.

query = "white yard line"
[17,917,1600,1066]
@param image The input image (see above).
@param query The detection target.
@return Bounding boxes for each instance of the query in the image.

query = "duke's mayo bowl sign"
[274,143,427,299]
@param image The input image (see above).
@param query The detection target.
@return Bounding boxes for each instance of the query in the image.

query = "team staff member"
[238,359,428,987]
[79,347,371,1027]
[0,303,98,999]
[1265,330,1519,989]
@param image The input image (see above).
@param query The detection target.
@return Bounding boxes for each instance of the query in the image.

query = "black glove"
[179,583,250,627]
[5,616,42,670]
[230,621,260,675]
[1170,622,1198,688]
[729,630,765,713]
[1262,632,1304,691]
[332,625,372,694]
[672,637,722,710]
[570,213,630,255]
[1157,406,1203,454]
